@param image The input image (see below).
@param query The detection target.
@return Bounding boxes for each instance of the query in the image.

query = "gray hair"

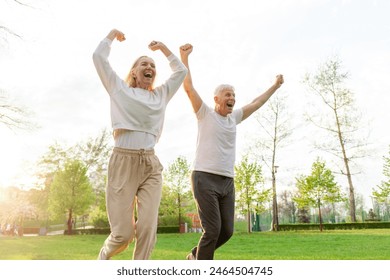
[213,84,235,96]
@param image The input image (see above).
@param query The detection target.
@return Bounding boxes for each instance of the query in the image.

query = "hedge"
[63,226,180,235]
[278,222,390,231]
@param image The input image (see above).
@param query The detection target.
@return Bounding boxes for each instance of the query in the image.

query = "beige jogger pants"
[99,147,163,260]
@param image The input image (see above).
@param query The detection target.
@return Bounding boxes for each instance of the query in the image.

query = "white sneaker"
[97,248,110,260]
[186,252,195,260]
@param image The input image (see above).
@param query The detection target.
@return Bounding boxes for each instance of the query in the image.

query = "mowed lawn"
[1,229,389,260]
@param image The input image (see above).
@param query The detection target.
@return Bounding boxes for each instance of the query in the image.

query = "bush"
[64,226,180,235]
[157,226,180,234]
[158,215,192,228]
[89,207,109,228]
[278,222,390,231]
[64,228,111,235]
[22,227,40,234]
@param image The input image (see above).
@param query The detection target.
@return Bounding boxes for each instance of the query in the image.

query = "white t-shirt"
[93,38,187,149]
[193,102,243,178]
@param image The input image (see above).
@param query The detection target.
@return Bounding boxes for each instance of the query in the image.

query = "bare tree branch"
[0,89,37,131]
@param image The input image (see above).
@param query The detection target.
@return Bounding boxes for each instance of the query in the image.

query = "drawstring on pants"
[139,149,146,164]
[112,147,155,165]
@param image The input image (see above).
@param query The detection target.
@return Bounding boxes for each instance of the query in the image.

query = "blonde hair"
[214,84,235,96]
[124,56,155,89]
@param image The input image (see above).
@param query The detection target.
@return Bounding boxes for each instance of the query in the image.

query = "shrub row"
[22,227,41,234]
[63,226,180,235]
[157,226,180,234]
[278,222,390,231]
[64,228,111,235]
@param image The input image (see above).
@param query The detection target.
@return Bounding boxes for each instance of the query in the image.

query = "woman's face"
[132,57,156,90]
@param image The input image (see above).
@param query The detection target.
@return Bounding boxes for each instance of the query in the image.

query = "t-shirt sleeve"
[233,108,244,125]
[196,102,211,120]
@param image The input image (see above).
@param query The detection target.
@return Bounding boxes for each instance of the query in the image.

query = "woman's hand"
[148,41,172,57]
[106,29,126,42]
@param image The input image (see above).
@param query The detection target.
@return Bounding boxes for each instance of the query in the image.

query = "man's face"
[214,89,236,116]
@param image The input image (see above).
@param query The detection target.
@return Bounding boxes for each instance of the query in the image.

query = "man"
[180,43,284,260]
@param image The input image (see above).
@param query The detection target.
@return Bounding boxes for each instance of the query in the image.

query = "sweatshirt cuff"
[102,37,113,45]
[167,53,176,62]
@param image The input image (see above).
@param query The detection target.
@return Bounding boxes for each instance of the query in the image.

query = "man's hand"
[180,44,193,58]
[275,74,284,88]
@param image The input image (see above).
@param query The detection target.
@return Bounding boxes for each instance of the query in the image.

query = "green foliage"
[235,155,270,213]
[294,158,345,208]
[63,226,181,235]
[160,156,195,224]
[158,215,192,227]
[89,206,109,228]
[235,155,271,232]
[26,188,49,222]
[64,228,111,235]
[157,226,180,234]
[36,130,111,217]
[48,160,94,221]
[278,222,390,231]
[372,145,390,203]
[294,158,346,230]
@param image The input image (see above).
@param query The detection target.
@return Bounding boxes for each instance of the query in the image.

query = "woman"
[93,29,187,260]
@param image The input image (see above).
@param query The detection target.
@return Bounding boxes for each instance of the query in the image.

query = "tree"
[48,160,94,234]
[372,145,390,220]
[0,186,37,235]
[373,145,390,202]
[38,129,111,185]
[234,155,271,233]
[161,156,193,226]
[73,129,112,204]
[27,187,49,224]
[302,56,369,222]
[251,93,293,231]
[278,190,297,224]
[36,130,111,212]
[294,158,346,231]
[297,207,311,223]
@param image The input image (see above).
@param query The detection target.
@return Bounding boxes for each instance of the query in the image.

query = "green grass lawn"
[1,229,389,260]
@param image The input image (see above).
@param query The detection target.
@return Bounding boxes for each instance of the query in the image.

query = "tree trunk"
[67,209,73,235]
[272,171,279,231]
[334,109,357,222]
[318,200,323,232]
[178,193,182,225]
[271,126,279,231]
[247,204,252,233]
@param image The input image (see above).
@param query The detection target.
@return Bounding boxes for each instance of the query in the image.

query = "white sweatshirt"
[93,38,187,146]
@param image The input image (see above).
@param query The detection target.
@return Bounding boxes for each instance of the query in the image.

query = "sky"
[1,0,389,208]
